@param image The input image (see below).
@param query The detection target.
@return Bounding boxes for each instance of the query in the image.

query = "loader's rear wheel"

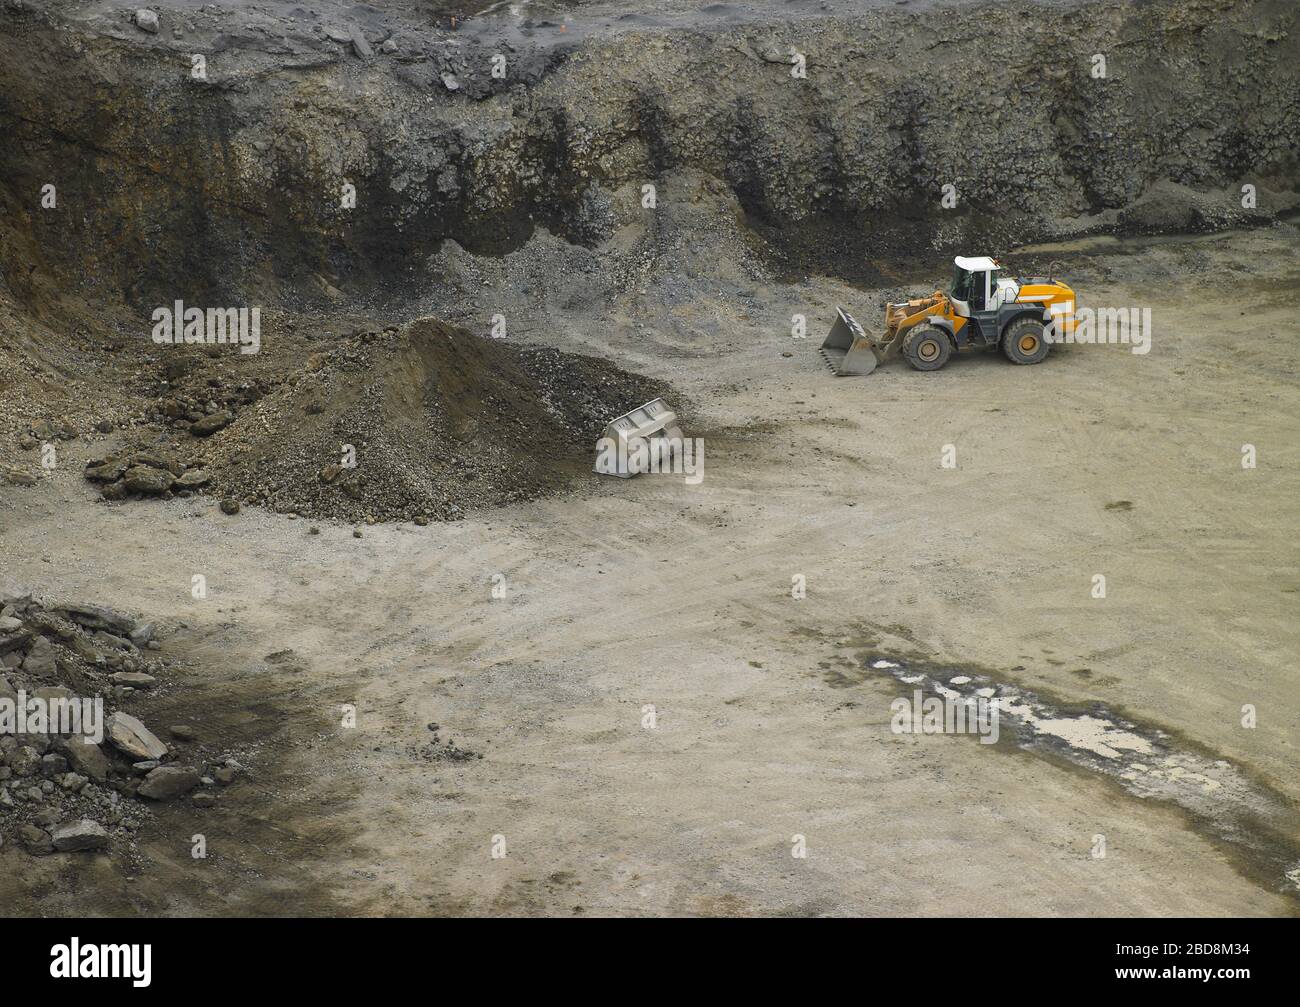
[902,326,952,372]
[1002,317,1050,365]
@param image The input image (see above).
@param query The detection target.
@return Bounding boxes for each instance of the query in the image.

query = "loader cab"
[950,255,1000,315]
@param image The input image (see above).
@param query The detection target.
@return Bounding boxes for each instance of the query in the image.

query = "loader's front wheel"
[902,326,952,372]
[1002,317,1050,365]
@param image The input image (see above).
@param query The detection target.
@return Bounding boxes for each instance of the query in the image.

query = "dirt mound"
[194,318,670,522]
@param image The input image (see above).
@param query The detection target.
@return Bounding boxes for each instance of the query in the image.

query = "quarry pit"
[1,0,1298,918]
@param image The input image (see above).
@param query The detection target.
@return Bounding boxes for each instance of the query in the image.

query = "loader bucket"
[819,307,879,376]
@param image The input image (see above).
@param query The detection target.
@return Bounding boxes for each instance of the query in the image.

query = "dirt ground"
[3,225,1299,917]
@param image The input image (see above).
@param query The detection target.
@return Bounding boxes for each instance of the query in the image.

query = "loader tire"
[902,326,952,371]
[1002,317,1050,365]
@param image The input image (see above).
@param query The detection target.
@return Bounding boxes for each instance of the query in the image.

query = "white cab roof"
[954,255,998,271]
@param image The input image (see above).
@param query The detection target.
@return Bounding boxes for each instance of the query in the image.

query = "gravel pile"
[174,318,667,522]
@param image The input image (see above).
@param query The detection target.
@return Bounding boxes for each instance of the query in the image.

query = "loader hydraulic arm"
[882,292,949,349]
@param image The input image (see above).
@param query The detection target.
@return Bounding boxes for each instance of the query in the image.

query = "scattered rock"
[137,765,201,800]
[18,823,53,856]
[129,622,155,647]
[10,746,41,776]
[59,738,112,783]
[0,627,33,656]
[175,469,210,489]
[111,671,157,690]
[57,603,135,635]
[22,635,57,676]
[190,411,233,437]
[51,819,109,852]
[106,712,168,761]
[3,468,38,486]
[220,498,240,515]
[133,9,159,34]
[123,465,174,494]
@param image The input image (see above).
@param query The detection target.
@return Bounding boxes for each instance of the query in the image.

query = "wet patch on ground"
[823,641,1300,903]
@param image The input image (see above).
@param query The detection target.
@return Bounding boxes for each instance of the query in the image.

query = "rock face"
[0,0,1295,311]
[137,765,200,800]
[106,712,168,760]
[51,819,109,852]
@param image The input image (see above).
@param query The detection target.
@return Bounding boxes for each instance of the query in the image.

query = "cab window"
[951,267,972,302]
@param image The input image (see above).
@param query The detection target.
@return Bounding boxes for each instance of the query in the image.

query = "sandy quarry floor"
[3,226,1299,916]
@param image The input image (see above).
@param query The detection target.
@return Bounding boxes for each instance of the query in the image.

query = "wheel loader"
[820,256,1077,375]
